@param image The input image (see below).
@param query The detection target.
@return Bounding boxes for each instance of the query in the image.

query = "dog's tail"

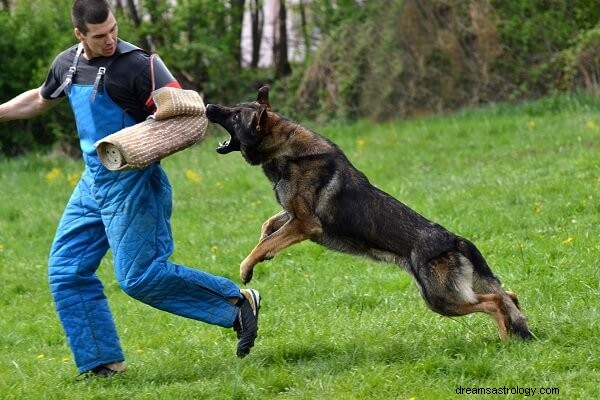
[458,239,533,339]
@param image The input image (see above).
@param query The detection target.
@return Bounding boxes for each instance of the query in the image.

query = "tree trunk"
[298,0,310,60]
[125,0,152,51]
[230,0,246,67]
[273,0,291,78]
[249,0,264,68]
[145,0,164,50]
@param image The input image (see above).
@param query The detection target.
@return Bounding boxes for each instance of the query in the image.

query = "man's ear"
[255,106,269,133]
[74,28,85,41]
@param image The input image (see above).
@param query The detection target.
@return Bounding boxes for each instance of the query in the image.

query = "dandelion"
[62,357,70,363]
[562,237,573,245]
[527,120,536,129]
[36,354,45,360]
[67,172,81,187]
[45,167,62,182]
[586,119,598,130]
[534,202,542,214]
[185,169,201,184]
[357,138,366,149]
[210,245,219,253]
[136,349,144,354]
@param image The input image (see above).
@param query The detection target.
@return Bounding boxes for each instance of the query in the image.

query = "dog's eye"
[232,114,239,122]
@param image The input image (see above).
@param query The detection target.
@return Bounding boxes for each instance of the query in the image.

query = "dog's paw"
[240,271,253,285]
[240,258,255,284]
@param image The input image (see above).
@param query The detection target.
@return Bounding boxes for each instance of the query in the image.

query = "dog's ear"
[256,86,271,110]
[255,105,269,134]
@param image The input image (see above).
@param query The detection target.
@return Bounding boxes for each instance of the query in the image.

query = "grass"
[0,93,599,399]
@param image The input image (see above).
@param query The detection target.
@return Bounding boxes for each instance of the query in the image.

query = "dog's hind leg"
[452,294,511,339]
[414,251,531,340]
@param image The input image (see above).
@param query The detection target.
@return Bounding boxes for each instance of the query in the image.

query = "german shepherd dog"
[206,87,532,340]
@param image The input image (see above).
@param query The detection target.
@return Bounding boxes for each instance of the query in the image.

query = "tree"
[273,0,291,78]
[249,0,264,68]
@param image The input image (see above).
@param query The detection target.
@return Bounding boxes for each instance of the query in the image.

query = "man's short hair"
[71,0,112,34]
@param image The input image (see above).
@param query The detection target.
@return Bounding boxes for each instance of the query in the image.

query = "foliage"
[116,0,266,104]
[550,21,600,93]
[1,0,600,155]
[282,0,600,121]
[0,0,76,156]
[1,93,599,398]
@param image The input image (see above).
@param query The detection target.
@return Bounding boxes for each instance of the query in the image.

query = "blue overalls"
[47,43,241,373]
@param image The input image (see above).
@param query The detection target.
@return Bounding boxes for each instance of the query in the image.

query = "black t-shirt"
[40,40,179,123]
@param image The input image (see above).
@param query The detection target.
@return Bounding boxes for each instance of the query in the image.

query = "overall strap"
[90,67,106,102]
[90,40,145,103]
[50,44,83,99]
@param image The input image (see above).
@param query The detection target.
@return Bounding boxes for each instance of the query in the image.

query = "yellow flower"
[562,237,573,245]
[137,349,144,353]
[210,245,219,253]
[45,167,62,182]
[36,354,45,360]
[527,120,536,128]
[586,119,598,130]
[0,243,4,251]
[62,357,70,363]
[185,169,201,184]
[357,138,366,149]
[534,202,542,214]
[67,172,81,187]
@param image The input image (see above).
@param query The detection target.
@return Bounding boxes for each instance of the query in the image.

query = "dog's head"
[206,86,277,165]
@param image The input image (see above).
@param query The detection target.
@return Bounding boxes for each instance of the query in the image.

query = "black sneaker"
[76,365,122,381]
[233,289,261,358]
[91,365,120,377]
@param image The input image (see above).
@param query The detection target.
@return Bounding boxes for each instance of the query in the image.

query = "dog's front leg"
[240,216,322,284]
[260,210,290,240]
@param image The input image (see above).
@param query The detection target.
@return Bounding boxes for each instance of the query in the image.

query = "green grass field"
[1,94,598,399]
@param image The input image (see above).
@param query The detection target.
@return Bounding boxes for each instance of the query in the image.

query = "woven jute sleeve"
[95,87,208,171]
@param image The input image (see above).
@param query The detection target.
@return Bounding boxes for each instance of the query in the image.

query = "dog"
[205,86,532,340]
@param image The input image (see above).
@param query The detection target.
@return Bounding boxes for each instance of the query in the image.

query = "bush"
[0,0,76,156]
[281,0,600,122]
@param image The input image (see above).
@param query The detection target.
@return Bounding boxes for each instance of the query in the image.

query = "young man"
[0,0,260,377]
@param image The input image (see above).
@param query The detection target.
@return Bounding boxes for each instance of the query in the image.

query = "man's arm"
[0,87,63,122]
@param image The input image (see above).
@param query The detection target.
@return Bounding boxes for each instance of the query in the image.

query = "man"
[0,0,260,378]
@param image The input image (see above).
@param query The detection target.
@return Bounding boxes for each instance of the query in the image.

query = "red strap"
[144,54,182,109]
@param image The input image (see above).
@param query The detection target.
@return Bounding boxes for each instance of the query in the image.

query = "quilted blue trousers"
[48,157,241,373]
[47,81,241,373]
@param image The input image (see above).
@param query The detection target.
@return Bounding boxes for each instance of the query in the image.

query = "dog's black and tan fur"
[206,87,532,340]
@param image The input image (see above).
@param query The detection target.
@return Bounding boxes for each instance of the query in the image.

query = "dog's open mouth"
[216,135,241,154]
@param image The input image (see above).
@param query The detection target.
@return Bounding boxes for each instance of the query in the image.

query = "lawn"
[0,93,598,399]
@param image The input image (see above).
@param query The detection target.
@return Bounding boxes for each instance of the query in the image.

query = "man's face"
[75,11,118,59]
